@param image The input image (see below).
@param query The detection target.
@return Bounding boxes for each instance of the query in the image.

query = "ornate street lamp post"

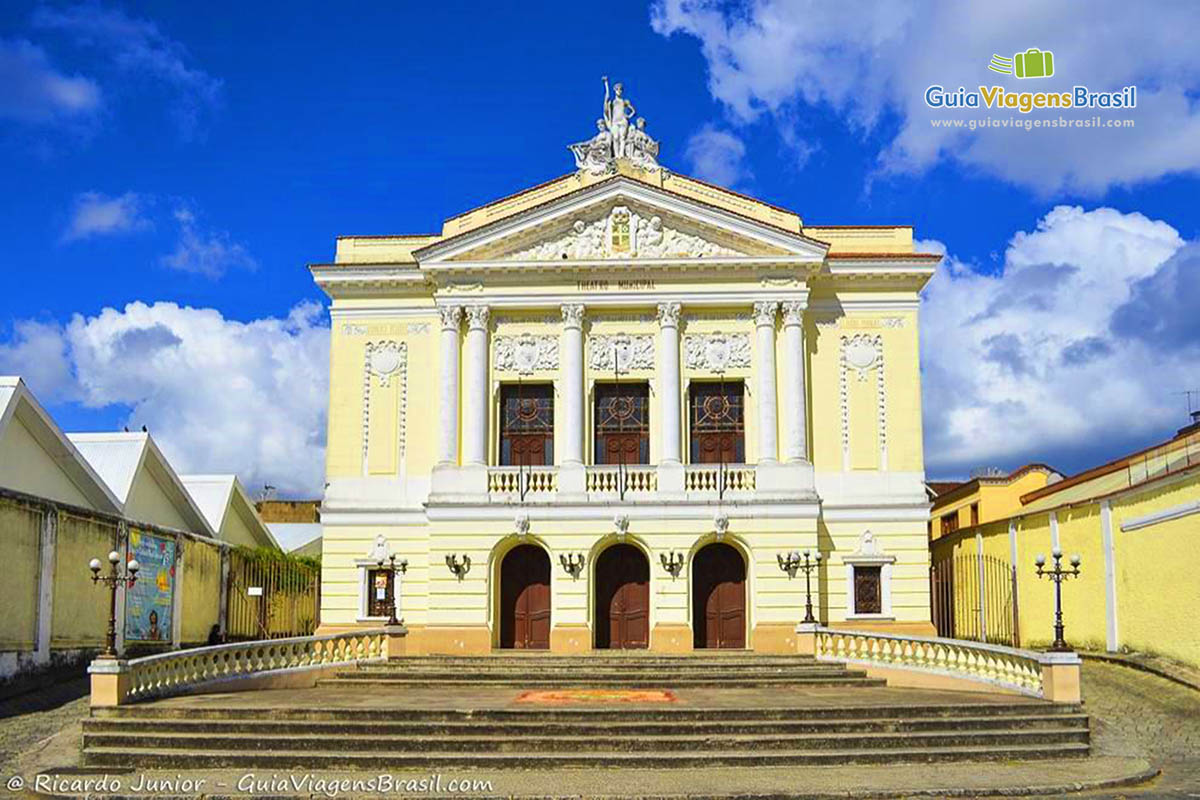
[89,550,140,658]
[777,549,822,624]
[375,553,408,626]
[1034,548,1081,652]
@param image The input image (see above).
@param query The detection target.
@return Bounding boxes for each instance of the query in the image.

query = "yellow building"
[929,464,1062,539]
[312,83,941,654]
[930,417,1200,666]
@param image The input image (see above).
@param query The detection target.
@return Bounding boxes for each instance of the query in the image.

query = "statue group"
[569,77,661,174]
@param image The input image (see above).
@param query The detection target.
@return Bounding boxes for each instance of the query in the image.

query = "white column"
[1100,500,1119,652]
[561,304,585,466]
[657,302,682,464]
[753,301,779,464]
[436,305,463,466]
[781,301,808,462]
[463,305,490,466]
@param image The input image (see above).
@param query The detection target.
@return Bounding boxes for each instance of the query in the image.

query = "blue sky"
[2,1,1199,493]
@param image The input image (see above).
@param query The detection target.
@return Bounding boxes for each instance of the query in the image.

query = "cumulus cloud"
[0,302,329,496]
[683,124,751,186]
[160,206,257,278]
[32,3,221,137]
[0,38,101,124]
[651,0,1200,194]
[921,205,1198,476]
[62,190,150,241]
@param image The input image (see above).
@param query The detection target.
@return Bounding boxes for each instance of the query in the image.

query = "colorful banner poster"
[124,530,176,643]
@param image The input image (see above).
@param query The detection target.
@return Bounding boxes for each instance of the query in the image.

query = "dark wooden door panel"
[693,543,746,649]
[500,545,550,649]
[596,544,649,649]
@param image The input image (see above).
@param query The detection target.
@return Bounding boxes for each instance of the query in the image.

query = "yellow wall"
[50,510,121,649]
[180,536,222,645]
[1111,476,1200,666]
[0,500,41,651]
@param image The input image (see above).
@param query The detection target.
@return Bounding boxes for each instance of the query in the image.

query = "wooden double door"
[595,544,649,649]
[499,544,550,649]
[692,543,747,649]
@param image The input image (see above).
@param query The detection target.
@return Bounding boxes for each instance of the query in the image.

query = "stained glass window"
[689,381,745,463]
[500,384,554,466]
[594,382,649,465]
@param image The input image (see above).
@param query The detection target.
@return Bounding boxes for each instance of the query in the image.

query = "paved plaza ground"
[1,661,1197,798]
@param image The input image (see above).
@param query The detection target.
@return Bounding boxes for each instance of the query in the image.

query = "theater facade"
[312,83,940,653]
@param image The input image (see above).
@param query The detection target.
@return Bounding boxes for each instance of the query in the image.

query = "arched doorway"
[692,543,746,649]
[499,544,551,649]
[594,543,649,649]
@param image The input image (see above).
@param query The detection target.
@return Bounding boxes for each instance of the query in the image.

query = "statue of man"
[603,77,636,159]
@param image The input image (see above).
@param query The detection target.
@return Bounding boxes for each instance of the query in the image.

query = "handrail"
[814,627,1068,697]
[97,628,388,703]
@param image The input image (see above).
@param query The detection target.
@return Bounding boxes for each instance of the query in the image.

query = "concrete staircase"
[81,654,1090,769]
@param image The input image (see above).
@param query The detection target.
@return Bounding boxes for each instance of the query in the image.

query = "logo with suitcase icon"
[989,48,1055,79]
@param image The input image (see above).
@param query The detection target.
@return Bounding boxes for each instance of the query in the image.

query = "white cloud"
[683,124,751,186]
[1,301,330,496]
[0,319,76,402]
[921,205,1199,476]
[160,206,257,278]
[32,3,221,137]
[62,190,150,242]
[651,0,1200,194]
[0,38,101,124]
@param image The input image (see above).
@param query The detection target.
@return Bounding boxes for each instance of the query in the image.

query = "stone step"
[83,712,1089,737]
[333,666,865,680]
[81,742,1091,769]
[83,727,1090,754]
[356,655,823,667]
[92,702,1083,723]
[314,675,887,688]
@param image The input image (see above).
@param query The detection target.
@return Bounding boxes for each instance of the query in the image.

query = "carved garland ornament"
[839,334,887,471]
[589,334,655,372]
[493,334,559,374]
[683,333,752,371]
[362,340,408,476]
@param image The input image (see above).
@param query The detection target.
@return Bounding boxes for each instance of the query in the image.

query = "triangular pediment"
[414,177,827,266]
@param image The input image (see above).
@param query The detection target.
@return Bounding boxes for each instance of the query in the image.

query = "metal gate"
[930,553,1019,647]
[225,550,320,640]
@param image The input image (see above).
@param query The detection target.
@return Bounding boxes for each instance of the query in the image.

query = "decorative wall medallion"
[366,340,405,387]
[843,334,880,381]
[683,333,751,371]
[494,334,559,373]
[713,514,730,541]
[514,514,531,538]
[589,334,655,372]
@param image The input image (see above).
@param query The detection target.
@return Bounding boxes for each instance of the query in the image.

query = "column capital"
[465,305,490,331]
[438,305,463,331]
[561,303,585,329]
[753,301,779,327]
[781,300,806,326]
[656,302,681,328]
